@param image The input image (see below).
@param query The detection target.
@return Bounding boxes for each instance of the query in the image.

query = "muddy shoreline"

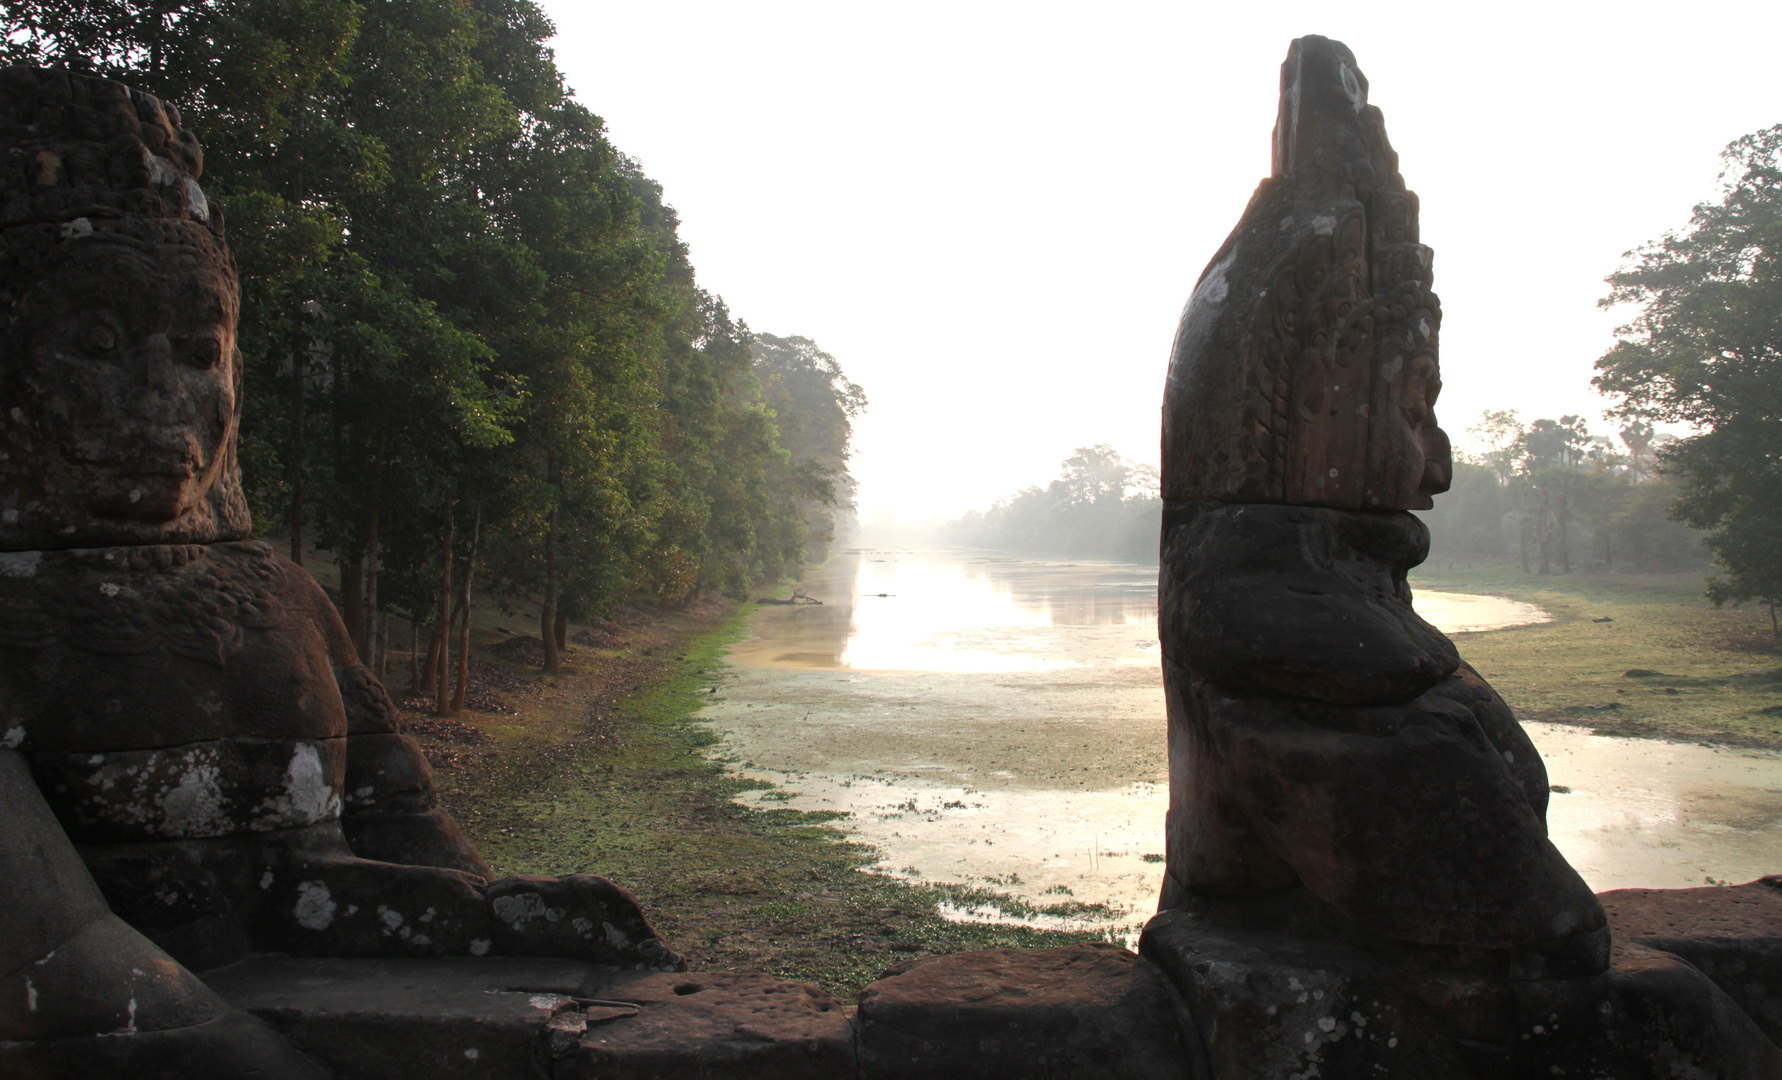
[402,596,1107,997]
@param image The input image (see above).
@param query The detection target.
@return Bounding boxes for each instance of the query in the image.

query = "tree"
[3,0,868,670]
[1595,124,1782,634]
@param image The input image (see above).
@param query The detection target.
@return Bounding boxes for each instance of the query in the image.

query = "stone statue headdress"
[1163,36,1452,511]
[0,67,250,550]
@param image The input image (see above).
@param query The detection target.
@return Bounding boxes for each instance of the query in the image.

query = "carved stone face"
[1,233,242,538]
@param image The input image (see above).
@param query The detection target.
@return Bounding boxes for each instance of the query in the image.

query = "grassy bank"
[414,597,1106,998]
[1409,565,1782,749]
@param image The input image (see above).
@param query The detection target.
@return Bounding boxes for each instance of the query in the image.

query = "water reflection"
[728,549,1159,674]
[703,548,1782,942]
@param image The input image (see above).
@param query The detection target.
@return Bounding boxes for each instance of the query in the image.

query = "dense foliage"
[940,445,1161,562]
[2,0,863,682]
[1419,411,1702,574]
[1594,125,1782,633]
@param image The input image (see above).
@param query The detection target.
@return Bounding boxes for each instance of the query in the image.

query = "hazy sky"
[538,1,1780,522]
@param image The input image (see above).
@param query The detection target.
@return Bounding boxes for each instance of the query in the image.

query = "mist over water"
[700,548,1782,940]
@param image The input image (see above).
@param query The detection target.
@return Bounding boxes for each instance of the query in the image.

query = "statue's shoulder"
[0,541,321,663]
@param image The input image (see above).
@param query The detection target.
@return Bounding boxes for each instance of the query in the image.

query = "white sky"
[538,1,1781,523]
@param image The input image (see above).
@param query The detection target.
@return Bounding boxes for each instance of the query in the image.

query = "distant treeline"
[940,418,1707,575]
[939,446,1162,563]
[1419,412,1704,573]
[3,3,864,679]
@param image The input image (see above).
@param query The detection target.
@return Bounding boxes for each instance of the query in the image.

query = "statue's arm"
[0,749,325,1076]
[287,561,495,881]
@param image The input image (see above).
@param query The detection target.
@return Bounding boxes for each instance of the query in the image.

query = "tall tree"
[1595,124,1782,633]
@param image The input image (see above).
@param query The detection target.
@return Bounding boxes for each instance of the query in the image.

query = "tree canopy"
[2,0,865,682]
[1594,124,1782,631]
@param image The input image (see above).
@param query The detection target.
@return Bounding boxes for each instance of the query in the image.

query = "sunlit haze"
[538,1,1781,524]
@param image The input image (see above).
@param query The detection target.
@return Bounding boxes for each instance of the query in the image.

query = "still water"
[699,548,1782,941]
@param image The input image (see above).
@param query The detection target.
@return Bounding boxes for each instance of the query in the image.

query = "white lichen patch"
[492,892,547,927]
[294,881,336,931]
[469,939,491,956]
[1,726,23,749]
[158,753,229,836]
[1187,253,1234,314]
[253,742,340,827]
[1338,63,1365,112]
[0,551,41,578]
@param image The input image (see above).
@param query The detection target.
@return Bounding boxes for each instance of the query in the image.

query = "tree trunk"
[541,508,560,675]
[340,556,364,648]
[360,504,380,668]
[436,496,455,716]
[1557,492,1571,573]
[1536,494,1551,575]
[420,620,443,696]
[451,507,481,714]
[290,343,305,567]
[1518,516,1531,575]
[410,619,421,695]
[554,609,569,652]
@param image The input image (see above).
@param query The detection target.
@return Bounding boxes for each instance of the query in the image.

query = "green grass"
[1409,565,1782,748]
[428,604,1110,999]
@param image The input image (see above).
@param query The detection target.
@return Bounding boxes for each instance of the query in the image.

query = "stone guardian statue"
[0,67,677,1078]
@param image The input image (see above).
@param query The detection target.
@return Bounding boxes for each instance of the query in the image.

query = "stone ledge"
[201,943,1203,1079]
[204,956,613,1079]
[1601,876,1782,1044]
[855,943,1207,1079]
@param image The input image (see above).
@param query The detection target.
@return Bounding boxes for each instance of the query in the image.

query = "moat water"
[698,548,1782,942]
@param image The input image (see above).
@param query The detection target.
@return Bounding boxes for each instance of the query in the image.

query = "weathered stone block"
[1141,908,1782,1079]
[1158,501,1456,704]
[1162,36,1450,513]
[206,955,605,1079]
[487,875,684,971]
[1603,877,1782,1045]
[855,944,1207,1079]
[557,970,853,1080]
[0,1010,330,1080]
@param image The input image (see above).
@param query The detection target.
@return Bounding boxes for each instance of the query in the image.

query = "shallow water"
[700,548,1782,940]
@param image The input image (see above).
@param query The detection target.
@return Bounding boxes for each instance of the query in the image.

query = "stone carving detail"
[1156,36,1599,959]
[1143,37,1782,1077]
[1163,37,1449,512]
[0,67,678,1077]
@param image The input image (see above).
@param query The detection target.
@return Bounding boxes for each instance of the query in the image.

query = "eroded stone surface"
[1162,36,1450,513]
[559,970,853,1080]
[1603,878,1782,1045]
[855,944,1207,1080]
[1141,908,1782,1079]
[207,955,606,1080]
[488,875,685,972]
[0,749,323,1078]
[1156,35,1602,962]
[0,68,250,551]
[0,65,681,1074]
